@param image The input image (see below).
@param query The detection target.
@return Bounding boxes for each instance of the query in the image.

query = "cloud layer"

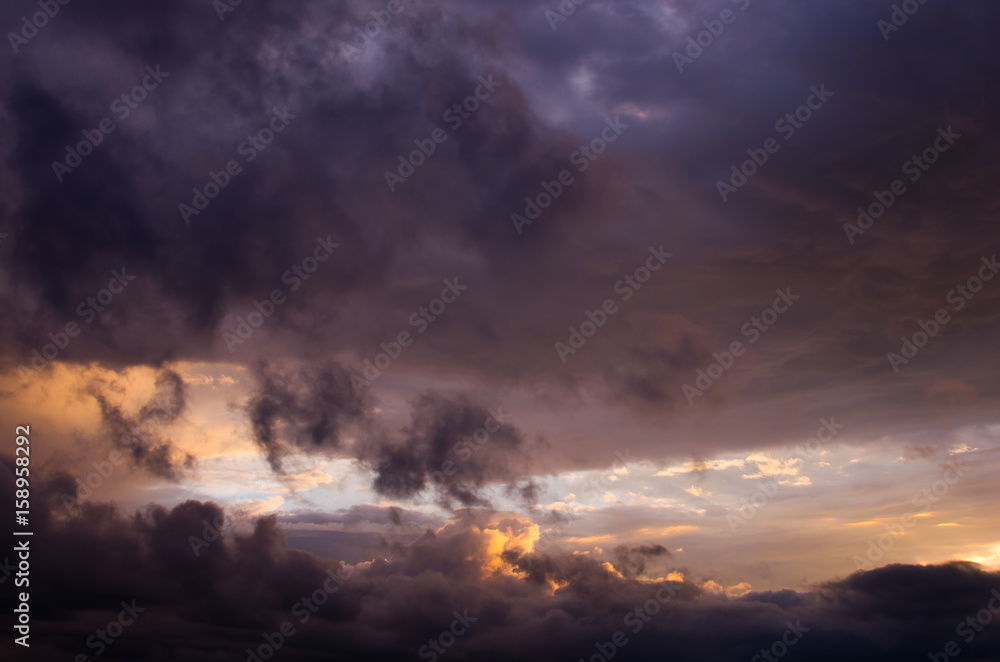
[4,460,1000,661]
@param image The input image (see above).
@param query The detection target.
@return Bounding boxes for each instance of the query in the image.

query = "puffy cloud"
[244,360,371,471]
[362,392,530,508]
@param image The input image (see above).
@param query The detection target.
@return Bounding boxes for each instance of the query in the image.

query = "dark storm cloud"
[5,458,1000,662]
[364,392,529,508]
[0,0,658,382]
[1,0,379,367]
[239,359,533,504]
[245,360,371,471]
[610,543,672,580]
[1,0,999,471]
[3,3,1000,661]
[89,368,194,479]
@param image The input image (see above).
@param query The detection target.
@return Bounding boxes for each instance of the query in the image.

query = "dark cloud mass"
[1,0,1000,659]
[0,0,996,469]
[610,543,672,580]
[3,460,1000,661]
[365,392,529,507]
[242,360,531,505]
[245,360,371,471]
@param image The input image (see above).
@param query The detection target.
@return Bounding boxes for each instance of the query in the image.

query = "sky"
[1,0,1000,660]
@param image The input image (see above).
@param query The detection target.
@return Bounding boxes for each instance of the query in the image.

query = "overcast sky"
[2,0,999,660]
